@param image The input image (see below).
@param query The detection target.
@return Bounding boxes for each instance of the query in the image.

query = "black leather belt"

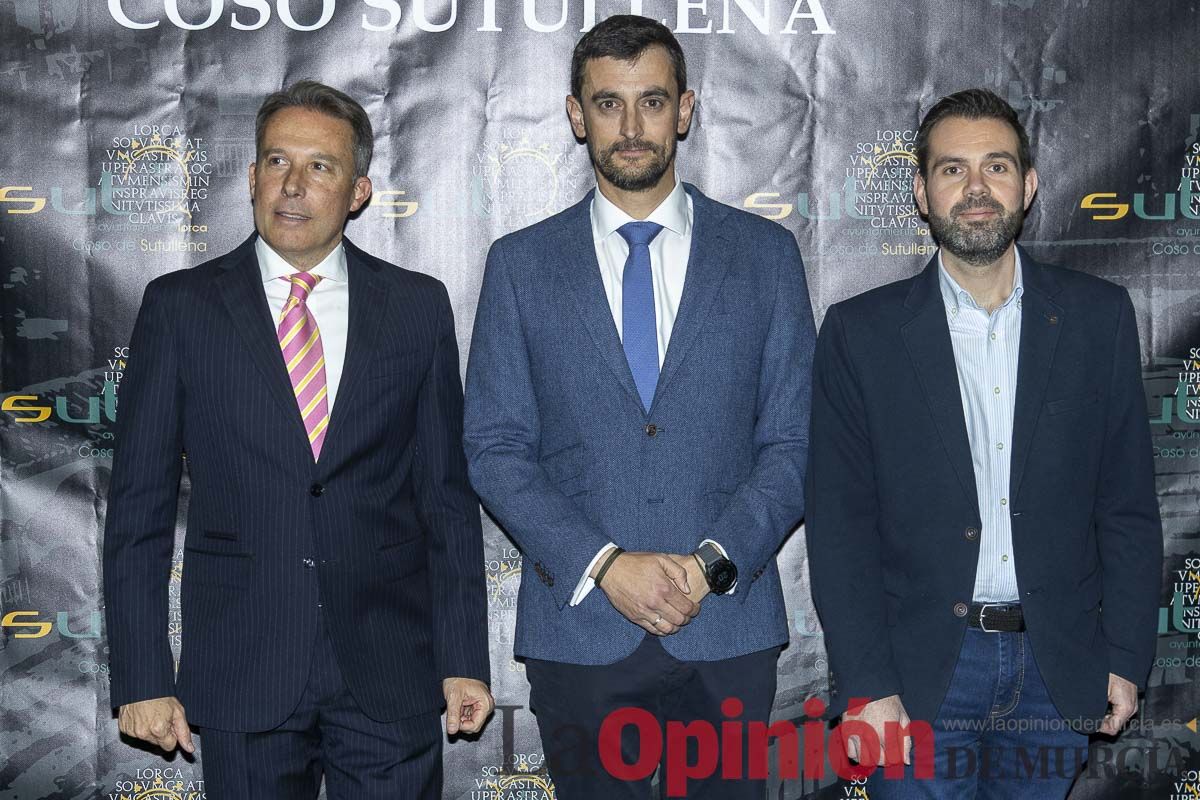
[968,602,1025,632]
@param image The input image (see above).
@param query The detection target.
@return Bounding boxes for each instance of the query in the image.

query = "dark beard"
[590,137,674,192]
[928,196,1024,267]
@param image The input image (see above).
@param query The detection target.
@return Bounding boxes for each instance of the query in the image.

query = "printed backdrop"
[1,0,1198,797]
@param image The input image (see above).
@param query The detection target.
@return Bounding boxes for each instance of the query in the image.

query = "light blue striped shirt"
[938,252,1024,603]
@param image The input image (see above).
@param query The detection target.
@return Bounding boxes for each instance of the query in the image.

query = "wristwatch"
[694,542,737,594]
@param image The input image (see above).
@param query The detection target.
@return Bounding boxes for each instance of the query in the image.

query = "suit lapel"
[655,185,733,404]
[553,191,645,412]
[322,239,388,460]
[553,184,735,415]
[215,234,310,443]
[900,258,980,517]
[1009,251,1064,503]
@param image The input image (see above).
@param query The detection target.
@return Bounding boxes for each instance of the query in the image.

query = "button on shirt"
[569,178,731,605]
[256,237,349,411]
[939,251,1023,603]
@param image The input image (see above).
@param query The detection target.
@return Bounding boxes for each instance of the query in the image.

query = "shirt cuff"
[700,538,737,594]
[570,543,618,606]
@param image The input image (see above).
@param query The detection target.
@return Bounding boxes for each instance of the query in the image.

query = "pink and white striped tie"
[277,272,330,459]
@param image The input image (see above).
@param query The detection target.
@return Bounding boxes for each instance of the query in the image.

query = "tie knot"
[283,272,321,302]
[617,221,664,248]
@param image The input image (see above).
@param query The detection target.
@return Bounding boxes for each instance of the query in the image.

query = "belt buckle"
[978,603,1004,633]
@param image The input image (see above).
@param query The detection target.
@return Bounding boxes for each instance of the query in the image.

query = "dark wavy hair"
[571,15,687,99]
[915,89,1032,177]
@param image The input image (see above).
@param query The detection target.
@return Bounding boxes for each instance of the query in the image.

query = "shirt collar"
[937,248,1024,316]
[256,236,348,285]
[592,174,691,241]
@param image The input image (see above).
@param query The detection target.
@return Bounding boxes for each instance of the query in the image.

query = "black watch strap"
[695,542,737,594]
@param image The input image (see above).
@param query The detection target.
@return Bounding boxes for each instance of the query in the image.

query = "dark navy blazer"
[806,251,1162,725]
[103,234,489,731]
[464,184,816,665]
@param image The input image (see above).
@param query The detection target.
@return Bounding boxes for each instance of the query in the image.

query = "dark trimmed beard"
[928,196,1025,268]
[589,136,675,192]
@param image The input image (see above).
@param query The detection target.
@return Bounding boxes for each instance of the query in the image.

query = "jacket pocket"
[378,537,427,582]
[203,529,239,541]
[183,546,253,590]
[1045,391,1101,416]
[367,349,425,380]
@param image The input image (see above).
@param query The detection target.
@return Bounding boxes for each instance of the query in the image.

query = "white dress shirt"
[570,178,731,606]
[592,174,692,366]
[938,250,1024,603]
[256,237,350,411]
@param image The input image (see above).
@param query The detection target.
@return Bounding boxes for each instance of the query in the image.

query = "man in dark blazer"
[464,16,815,799]
[807,89,1162,797]
[103,81,492,799]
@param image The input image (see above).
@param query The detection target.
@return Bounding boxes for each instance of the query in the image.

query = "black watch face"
[709,561,737,593]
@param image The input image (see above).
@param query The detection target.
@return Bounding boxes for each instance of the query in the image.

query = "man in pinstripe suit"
[103,81,492,799]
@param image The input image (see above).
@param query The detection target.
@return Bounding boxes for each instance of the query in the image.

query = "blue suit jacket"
[463,184,816,665]
[103,235,489,731]
[806,252,1162,725]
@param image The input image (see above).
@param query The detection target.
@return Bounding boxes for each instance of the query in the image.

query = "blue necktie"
[618,221,664,413]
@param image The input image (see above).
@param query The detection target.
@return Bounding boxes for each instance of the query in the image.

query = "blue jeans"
[867,629,1089,799]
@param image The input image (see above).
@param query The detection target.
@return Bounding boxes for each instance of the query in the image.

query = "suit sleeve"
[805,303,904,710]
[414,283,491,684]
[463,239,613,610]
[102,278,184,708]
[709,227,816,605]
[1095,290,1162,689]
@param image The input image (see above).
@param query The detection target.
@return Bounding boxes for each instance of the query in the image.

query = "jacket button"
[310,483,324,497]
[965,527,979,541]
[645,424,658,437]
[953,602,968,618]
[302,558,315,569]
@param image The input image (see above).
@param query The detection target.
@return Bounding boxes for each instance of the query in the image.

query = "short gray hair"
[255,80,373,179]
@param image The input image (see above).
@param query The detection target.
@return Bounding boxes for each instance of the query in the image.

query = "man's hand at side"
[118,697,194,754]
[595,552,699,635]
[839,694,911,766]
[1100,673,1138,736]
[444,678,495,735]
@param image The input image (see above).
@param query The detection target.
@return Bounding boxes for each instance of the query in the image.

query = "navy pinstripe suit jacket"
[103,234,489,731]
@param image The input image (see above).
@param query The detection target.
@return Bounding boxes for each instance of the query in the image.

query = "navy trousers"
[525,636,780,799]
[199,616,442,799]
[866,629,1088,799]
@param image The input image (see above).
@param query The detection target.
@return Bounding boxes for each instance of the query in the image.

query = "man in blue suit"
[464,16,815,799]
[807,89,1162,797]
[103,82,492,799]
